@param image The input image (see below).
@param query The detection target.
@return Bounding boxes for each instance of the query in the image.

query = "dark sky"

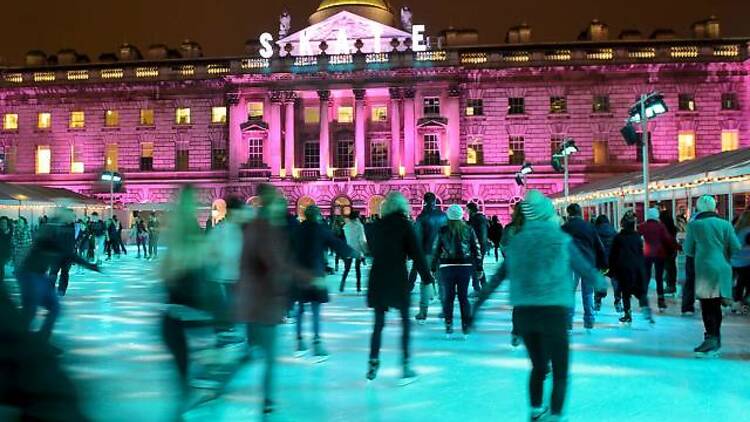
[0,0,746,64]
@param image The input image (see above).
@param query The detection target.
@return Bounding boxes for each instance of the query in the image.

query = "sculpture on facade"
[279,11,291,39]
[400,7,413,32]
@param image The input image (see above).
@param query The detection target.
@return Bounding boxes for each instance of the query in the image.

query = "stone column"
[284,92,297,178]
[446,85,461,174]
[268,91,283,177]
[318,90,331,177]
[227,92,245,181]
[354,88,366,176]
[389,87,402,174]
[402,88,416,176]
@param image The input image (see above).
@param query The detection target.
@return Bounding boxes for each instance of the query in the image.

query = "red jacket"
[638,220,679,259]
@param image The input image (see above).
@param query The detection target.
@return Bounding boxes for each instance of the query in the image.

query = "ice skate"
[642,308,656,324]
[530,406,549,421]
[445,323,454,339]
[614,300,623,313]
[398,361,418,386]
[295,337,308,358]
[511,334,522,348]
[415,307,427,324]
[366,359,380,381]
[263,399,274,415]
[312,338,329,363]
[694,336,720,358]
[619,311,632,325]
[657,296,667,312]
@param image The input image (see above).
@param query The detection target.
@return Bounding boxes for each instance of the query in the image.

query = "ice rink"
[4,253,749,421]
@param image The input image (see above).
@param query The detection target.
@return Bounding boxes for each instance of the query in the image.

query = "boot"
[694,335,720,358]
[295,337,308,357]
[445,323,454,339]
[398,359,417,386]
[313,337,328,358]
[642,307,656,324]
[619,311,632,324]
[415,306,427,324]
[658,296,667,311]
[593,300,602,312]
[614,300,623,313]
[531,406,549,421]
[366,359,380,381]
[263,399,274,414]
[511,334,521,348]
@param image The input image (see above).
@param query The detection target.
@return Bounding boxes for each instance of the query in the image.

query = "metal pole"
[110,177,114,220]
[641,93,650,214]
[564,153,569,205]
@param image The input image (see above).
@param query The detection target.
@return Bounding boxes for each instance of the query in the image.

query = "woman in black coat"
[609,213,654,324]
[366,192,433,384]
[594,215,619,312]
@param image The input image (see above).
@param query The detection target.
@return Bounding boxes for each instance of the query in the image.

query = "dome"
[310,0,394,25]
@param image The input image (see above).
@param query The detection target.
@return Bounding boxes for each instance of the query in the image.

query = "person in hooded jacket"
[488,215,504,262]
[639,207,680,311]
[410,192,447,322]
[660,207,680,295]
[594,215,619,312]
[731,210,750,310]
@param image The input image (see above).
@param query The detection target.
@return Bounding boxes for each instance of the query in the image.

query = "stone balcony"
[363,167,392,180]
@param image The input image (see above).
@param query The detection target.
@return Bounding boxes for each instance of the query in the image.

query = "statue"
[279,11,291,38]
[400,6,413,32]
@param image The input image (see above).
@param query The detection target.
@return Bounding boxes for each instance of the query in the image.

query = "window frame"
[248,102,264,120]
[175,107,191,125]
[423,134,441,165]
[592,95,611,113]
[140,142,154,171]
[36,145,51,174]
[371,105,388,123]
[549,96,567,114]
[104,110,119,127]
[678,94,696,112]
[334,139,355,168]
[337,106,354,124]
[247,138,265,168]
[369,139,389,167]
[423,97,441,116]
[678,131,696,162]
[69,111,85,129]
[466,138,484,165]
[508,97,525,115]
[465,99,484,116]
[721,93,739,111]
[175,148,190,171]
[140,109,155,126]
[508,136,525,165]
[303,141,320,169]
[3,113,19,130]
[37,112,52,129]
[211,106,227,125]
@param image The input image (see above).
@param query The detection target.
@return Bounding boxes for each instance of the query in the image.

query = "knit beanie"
[446,204,464,221]
[646,207,660,221]
[520,190,556,221]
[696,195,717,213]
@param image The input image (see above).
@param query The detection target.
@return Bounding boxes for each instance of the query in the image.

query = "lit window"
[248,138,264,168]
[678,131,696,162]
[466,99,483,116]
[38,112,51,129]
[509,136,525,165]
[423,134,441,165]
[593,140,609,165]
[423,97,441,115]
[721,93,739,111]
[508,98,525,115]
[369,140,388,167]
[721,130,739,152]
[592,95,611,113]
[3,113,18,130]
[304,141,320,168]
[335,139,354,168]
[140,142,154,171]
[338,106,354,123]
[550,96,567,114]
[371,106,388,122]
[105,144,118,171]
[175,107,191,125]
[211,106,227,124]
[248,102,264,120]
[36,146,51,174]
[140,109,155,125]
[70,111,85,128]
[304,107,320,124]
[176,148,189,170]
[104,110,119,127]
[678,94,696,111]
[467,138,484,165]
[70,145,84,173]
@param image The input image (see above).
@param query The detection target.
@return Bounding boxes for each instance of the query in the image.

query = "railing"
[364,167,392,180]
[298,169,320,181]
[415,165,448,176]
[239,167,271,178]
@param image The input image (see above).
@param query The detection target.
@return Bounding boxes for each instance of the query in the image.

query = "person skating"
[0,217,12,284]
[148,214,160,259]
[660,207,680,295]
[731,210,750,312]
[89,212,107,265]
[639,207,680,311]
[341,210,368,293]
[11,216,32,272]
[135,216,149,259]
[410,192,447,322]
[467,202,488,294]
[594,215,619,312]
[366,192,434,384]
[488,215,504,263]
[49,216,77,296]
[683,195,741,357]
[106,217,120,260]
[432,204,482,338]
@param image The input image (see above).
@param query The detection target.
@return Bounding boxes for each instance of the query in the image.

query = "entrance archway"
[368,195,385,217]
[297,196,316,220]
[211,199,227,225]
[332,196,352,217]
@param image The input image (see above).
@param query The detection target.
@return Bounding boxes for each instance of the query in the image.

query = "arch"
[331,195,352,217]
[368,195,386,217]
[420,192,443,210]
[246,196,262,208]
[297,196,316,220]
[211,199,227,224]
[466,198,486,213]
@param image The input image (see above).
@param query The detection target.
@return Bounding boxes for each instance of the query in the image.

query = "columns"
[354,88,366,176]
[284,92,296,178]
[389,87,402,174]
[318,90,331,177]
[402,88,416,176]
[268,91,282,177]
[446,85,461,174]
[227,93,245,181]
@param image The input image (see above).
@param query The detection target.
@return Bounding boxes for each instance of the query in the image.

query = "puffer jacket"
[414,205,448,256]
[432,223,482,269]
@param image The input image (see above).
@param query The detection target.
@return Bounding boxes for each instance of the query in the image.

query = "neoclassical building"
[0,1,748,221]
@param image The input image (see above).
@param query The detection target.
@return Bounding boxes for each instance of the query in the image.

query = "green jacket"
[684,212,741,299]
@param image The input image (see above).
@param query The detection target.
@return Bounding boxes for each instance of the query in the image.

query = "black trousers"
[340,258,362,291]
[50,262,72,295]
[369,306,410,362]
[0,260,6,284]
[162,314,189,386]
[664,254,677,292]
[491,241,500,262]
[699,298,723,340]
[513,306,569,416]
[644,257,666,297]
[440,266,472,330]
[734,265,750,303]
[682,256,696,313]
[620,283,649,313]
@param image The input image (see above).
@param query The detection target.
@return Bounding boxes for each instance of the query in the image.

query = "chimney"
[586,19,609,41]
[506,23,532,44]
[618,29,643,41]
[180,40,203,58]
[117,43,142,61]
[440,28,479,46]
[147,44,169,60]
[693,16,720,38]
[650,29,676,40]
[25,50,47,66]
[57,49,78,65]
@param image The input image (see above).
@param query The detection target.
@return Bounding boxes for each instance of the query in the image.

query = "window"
[721,93,739,110]
[635,132,654,163]
[423,97,440,116]
[509,136,525,165]
[592,95,611,113]
[467,138,484,165]
[211,146,227,170]
[38,112,51,129]
[678,94,696,111]
[211,106,227,124]
[176,148,189,171]
[678,131,696,162]
[466,99,484,116]
[175,107,191,125]
[337,106,354,123]
[721,130,739,152]
[369,140,388,167]
[304,107,320,124]
[1,146,15,174]
[593,140,609,165]
[70,111,85,128]
[371,106,388,122]
[303,141,320,168]
[549,96,567,114]
[70,145,84,173]
[140,142,154,171]
[247,138,264,168]
[335,139,354,168]
[248,102,264,120]
[105,144,118,171]
[508,97,525,115]
[550,136,563,155]
[104,110,119,127]
[36,146,51,174]
[3,113,18,130]
[423,134,441,165]
[140,109,155,125]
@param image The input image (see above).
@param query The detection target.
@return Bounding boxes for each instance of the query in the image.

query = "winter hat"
[696,195,717,213]
[520,190,556,221]
[446,204,464,221]
[646,207,660,221]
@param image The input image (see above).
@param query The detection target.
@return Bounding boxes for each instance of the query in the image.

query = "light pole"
[514,162,533,187]
[640,94,650,212]
[552,138,579,205]
[100,171,122,219]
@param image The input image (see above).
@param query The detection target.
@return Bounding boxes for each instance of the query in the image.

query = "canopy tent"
[0,182,101,207]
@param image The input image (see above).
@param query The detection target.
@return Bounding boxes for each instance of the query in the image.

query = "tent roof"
[0,183,100,206]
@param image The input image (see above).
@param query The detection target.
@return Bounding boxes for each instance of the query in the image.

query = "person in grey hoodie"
[474,190,605,421]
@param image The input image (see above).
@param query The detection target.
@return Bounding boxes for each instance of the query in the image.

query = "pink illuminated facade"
[0,2,749,221]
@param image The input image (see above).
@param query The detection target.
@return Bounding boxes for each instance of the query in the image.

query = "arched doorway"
[421,194,443,211]
[297,196,316,220]
[331,196,352,217]
[211,199,227,225]
[368,195,385,217]
[467,198,485,213]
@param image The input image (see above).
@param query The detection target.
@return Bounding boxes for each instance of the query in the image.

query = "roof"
[0,183,100,206]
[317,0,391,12]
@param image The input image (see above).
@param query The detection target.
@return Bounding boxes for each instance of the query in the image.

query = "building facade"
[0,1,748,222]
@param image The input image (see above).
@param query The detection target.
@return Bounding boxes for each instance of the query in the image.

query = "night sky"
[0,0,746,64]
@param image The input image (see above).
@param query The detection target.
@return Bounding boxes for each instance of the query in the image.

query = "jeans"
[514,306,569,416]
[733,265,750,303]
[19,272,60,340]
[369,306,410,362]
[682,256,696,313]
[699,298,723,340]
[411,254,440,310]
[50,262,72,295]
[664,254,677,292]
[568,275,595,327]
[94,236,106,263]
[644,257,666,298]
[296,301,321,339]
[594,277,621,307]
[148,234,159,257]
[439,266,472,331]
[247,323,278,402]
[340,258,362,291]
